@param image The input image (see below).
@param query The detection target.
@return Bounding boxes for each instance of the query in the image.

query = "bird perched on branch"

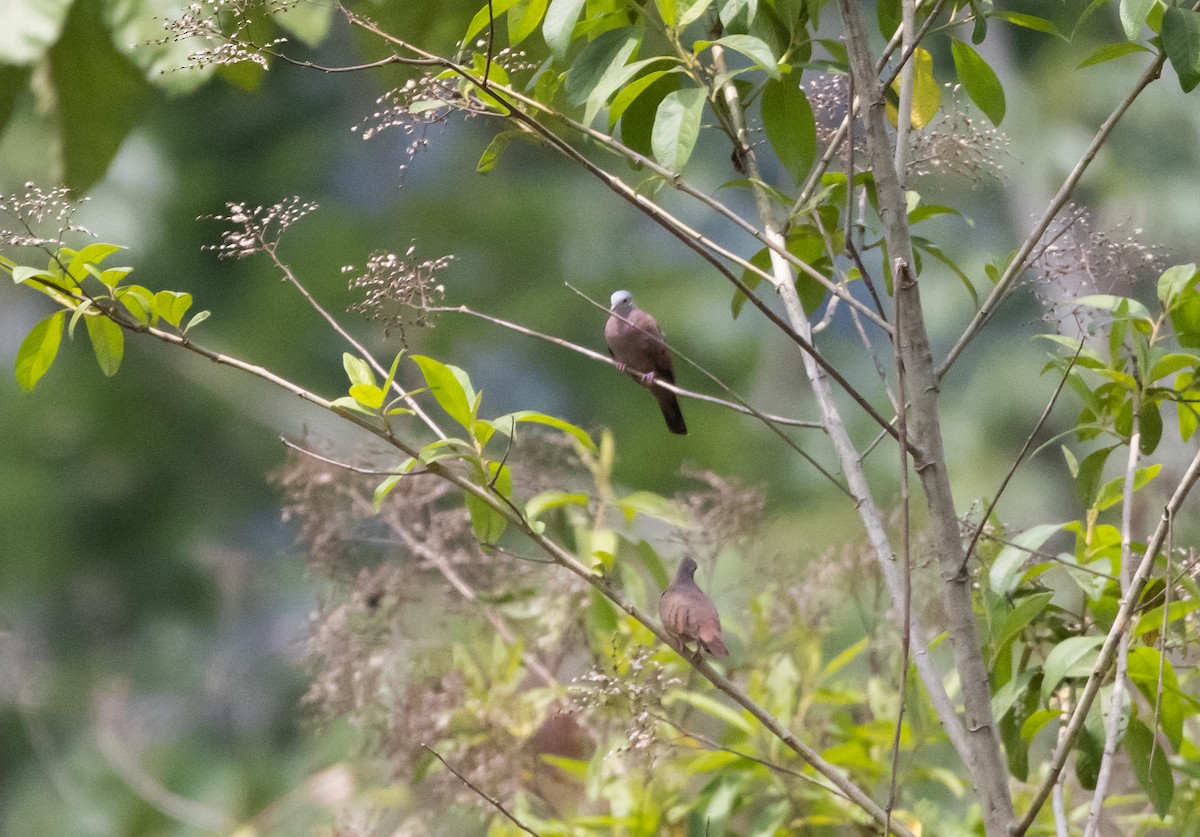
[604,289,687,435]
[659,557,728,659]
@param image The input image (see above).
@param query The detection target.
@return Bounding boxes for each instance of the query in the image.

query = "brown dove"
[659,557,728,658]
[604,290,687,435]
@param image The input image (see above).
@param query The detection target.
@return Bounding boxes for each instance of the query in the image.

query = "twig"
[422,744,541,836]
[279,434,432,476]
[567,285,852,496]
[1013,446,1200,835]
[885,257,913,836]
[262,244,447,439]
[956,340,1084,578]
[1082,395,1139,837]
[426,303,822,429]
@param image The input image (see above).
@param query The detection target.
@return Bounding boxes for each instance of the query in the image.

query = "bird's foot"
[614,361,628,374]
[638,370,657,387]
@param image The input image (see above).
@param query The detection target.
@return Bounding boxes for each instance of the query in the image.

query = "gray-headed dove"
[659,557,728,658]
[604,290,687,435]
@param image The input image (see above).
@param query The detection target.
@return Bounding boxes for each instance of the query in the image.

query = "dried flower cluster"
[202,198,318,259]
[1029,204,1163,333]
[570,645,681,761]
[345,245,451,343]
[906,86,1009,182]
[155,0,288,71]
[0,183,91,249]
[805,75,1008,182]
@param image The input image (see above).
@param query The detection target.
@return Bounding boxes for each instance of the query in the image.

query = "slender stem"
[1082,395,1139,837]
[423,745,540,836]
[1012,447,1200,835]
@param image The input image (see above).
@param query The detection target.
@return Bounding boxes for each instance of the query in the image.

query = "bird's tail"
[654,388,688,435]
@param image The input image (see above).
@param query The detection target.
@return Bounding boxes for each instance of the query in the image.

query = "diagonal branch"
[1012,446,1200,835]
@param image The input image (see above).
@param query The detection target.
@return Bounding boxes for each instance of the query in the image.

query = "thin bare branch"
[957,341,1084,578]
[422,745,541,836]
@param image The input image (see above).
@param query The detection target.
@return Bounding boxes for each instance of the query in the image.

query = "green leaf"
[84,313,124,377]
[887,46,940,129]
[1156,262,1198,309]
[543,0,586,57]
[761,78,816,184]
[464,0,522,45]
[1164,7,1200,93]
[477,129,524,173]
[372,460,418,511]
[183,310,211,334]
[1077,41,1152,69]
[117,285,155,325]
[950,40,1005,125]
[1041,635,1106,703]
[563,27,641,107]
[466,463,512,544]
[14,310,65,392]
[508,0,549,46]
[67,242,124,284]
[584,56,673,127]
[665,691,753,733]
[12,265,58,286]
[50,0,153,192]
[412,355,475,429]
[342,353,376,388]
[349,383,385,410]
[1121,0,1157,41]
[0,0,71,64]
[989,522,1064,596]
[694,34,780,79]
[525,490,589,521]
[1126,646,1186,750]
[1125,718,1174,817]
[491,410,598,453]
[617,72,679,157]
[651,86,707,171]
[153,290,193,328]
[614,490,690,526]
[608,68,679,128]
[1094,464,1161,512]
[678,0,712,27]
[993,592,1055,653]
[1074,293,1153,322]
[987,11,1065,39]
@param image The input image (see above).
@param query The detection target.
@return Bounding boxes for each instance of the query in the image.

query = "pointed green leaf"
[988,11,1064,39]
[695,34,780,79]
[1164,7,1200,93]
[464,0,522,45]
[153,290,193,327]
[477,129,524,173]
[1094,464,1161,512]
[14,310,65,392]
[491,410,598,453]
[1077,40,1152,69]
[1125,718,1174,817]
[412,355,475,428]
[1041,635,1106,703]
[563,27,641,107]
[543,0,586,58]
[951,40,1005,125]
[761,78,816,184]
[349,383,385,410]
[1121,0,1157,41]
[989,522,1065,595]
[84,313,124,377]
[342,353,375,388]
[584,56,673,127]
[508,0,549,46]
[651,86,706,171]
